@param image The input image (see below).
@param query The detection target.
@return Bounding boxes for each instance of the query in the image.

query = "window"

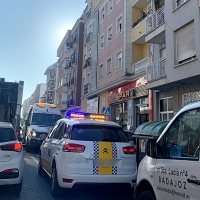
[100,7,105,23]
[100,34,104,50]
[164,108,200,160]
[106,58,112,75]
[107,26,112,43]
[176,22,196,64]
[99,64,103,80]
[116,50,122,70]
[160,97,173,121]
[0,127,16,143]
[116,15,122,35]
[176,0,187,7]
[108,0,113,13]
[71,125,128,142]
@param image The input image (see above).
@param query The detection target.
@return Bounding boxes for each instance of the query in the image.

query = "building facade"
[145,0,200,121]
[57,17,85,117]
[44,63,57,104]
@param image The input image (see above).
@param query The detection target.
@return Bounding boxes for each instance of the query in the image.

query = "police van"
[38,111,137,197]
[135,101,200,200]
[23,103,62,152]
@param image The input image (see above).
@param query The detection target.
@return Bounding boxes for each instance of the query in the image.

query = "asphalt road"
[0,149,135,200]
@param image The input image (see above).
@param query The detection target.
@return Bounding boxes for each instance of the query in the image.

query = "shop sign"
[116,90,130,100]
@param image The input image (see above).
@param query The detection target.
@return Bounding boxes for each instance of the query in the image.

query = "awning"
[134,121,169,138]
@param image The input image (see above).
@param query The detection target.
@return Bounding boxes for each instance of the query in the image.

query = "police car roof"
[60,118,121,127]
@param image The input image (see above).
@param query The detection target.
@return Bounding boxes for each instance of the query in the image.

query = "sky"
[0,0,86,103]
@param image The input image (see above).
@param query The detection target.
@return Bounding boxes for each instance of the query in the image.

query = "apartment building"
[57,17,84,117]
[81,0,100,113]
[44,63,57,104]
[81,0,150,129]
[145,0,200,121]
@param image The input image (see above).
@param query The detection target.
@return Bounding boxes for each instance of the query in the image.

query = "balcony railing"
[86,32,92,44]
[146,6,165,35]
[84,84,90,94]
[134,57,149,72]
[84,57,91,68]
[71,77,75,85]
[146,57,166,83]
[63,82,68,87]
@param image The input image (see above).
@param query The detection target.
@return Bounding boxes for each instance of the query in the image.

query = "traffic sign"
[102,107,110,116]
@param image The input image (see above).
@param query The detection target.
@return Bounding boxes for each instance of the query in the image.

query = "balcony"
[86,32,92,44]
[71,77,75,85]
[47,85,54,92]
[84,84,90,94]
[133,57,149,73]
[146,57,166,83]
[62,101,68,104]
[132,0,150,8]
[63,82,68,87]
[84,57,91,68]
[132,18,147,44]
[145,6,165,44]
[87,8,92,19]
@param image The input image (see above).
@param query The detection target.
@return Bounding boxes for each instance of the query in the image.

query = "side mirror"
[146,139,157,158]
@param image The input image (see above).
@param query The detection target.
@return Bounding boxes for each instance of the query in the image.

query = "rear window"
[71,125,128,142]
[0,128,16,143]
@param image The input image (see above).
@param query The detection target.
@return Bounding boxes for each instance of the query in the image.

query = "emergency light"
[66,111,105,121]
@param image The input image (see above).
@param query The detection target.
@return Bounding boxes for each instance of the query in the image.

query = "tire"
[138,190,156,200]
[11,180,22,195]
[38,156,45,176]
[51,166,63,197]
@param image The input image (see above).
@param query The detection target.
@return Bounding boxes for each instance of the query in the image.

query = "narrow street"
[0,149,134,200]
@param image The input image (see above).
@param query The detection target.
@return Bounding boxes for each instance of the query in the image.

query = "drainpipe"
[149,89,153,121]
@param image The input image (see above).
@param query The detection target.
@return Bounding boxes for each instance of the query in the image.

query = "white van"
[23,103,62,152]
[135,101,200,200]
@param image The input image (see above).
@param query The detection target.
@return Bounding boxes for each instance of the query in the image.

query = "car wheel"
[138,190,156,200]
[11,180,22,195]
[38,156,45,176]
[51,166,63,197]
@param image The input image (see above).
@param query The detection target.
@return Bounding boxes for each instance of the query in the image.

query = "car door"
[154,108,200,200]
[41,121,59,174]
[46,121,64,175]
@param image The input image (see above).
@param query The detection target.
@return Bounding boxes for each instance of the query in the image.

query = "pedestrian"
[129,125,135,133]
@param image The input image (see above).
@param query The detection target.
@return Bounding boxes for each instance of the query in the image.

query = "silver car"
[0,122,24,195]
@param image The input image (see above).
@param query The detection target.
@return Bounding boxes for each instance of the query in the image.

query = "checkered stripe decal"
[93,141,99,174]
[111,142,117,175]
[93,142,118,175]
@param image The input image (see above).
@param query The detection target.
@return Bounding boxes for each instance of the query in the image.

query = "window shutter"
[176,22,195,62]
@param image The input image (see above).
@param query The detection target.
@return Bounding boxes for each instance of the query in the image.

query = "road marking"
[31,156,38,164]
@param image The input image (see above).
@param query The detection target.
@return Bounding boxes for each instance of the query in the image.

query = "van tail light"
[122,146,136,154]
[0,142,23,152]
[63,143,85,153]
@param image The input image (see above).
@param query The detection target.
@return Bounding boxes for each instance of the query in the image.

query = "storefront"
[108,77,150,130]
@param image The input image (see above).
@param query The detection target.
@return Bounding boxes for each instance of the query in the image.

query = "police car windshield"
[0,128,16,143]
[71,125,128,142]
[31,113,61,126]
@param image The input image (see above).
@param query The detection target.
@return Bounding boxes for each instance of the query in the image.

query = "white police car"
[0,122,24,195]
[38,112,137,197]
